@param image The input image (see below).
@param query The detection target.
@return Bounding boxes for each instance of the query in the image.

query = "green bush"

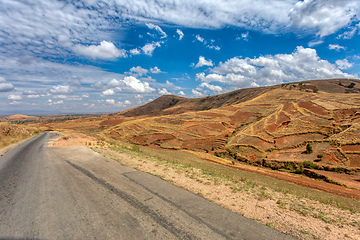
[305,143,313,154]
[317,154,323,158]
[131,144,140,152]
[214,152,221,157]
[313,87,319,93]
[303,160,317,169]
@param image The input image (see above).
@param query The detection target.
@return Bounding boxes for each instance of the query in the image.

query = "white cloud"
[106,99,115,105]
[336,59,353,70]
[337,26,358,39]
[53,100,64,105]
[178,91,185,96]
[158,88,171,95]
[0,77,15,92]
[68,96,82,101]
[197,46,357,88]
[146,23,167,38]
[192,89,206,97]
[130,66,149,76]
[207,45,221,51]
[141,42,161,56]
[199,83,223,93]
[74,41,126,60]
[196,35,205,43]
[130,48,141,55]
[195,56,214,68]
[8,95,22,100]
[27,94,40,99]
[49,85,72,94]
[242,32,250,41]
[124,100,131,105]
[289,0,360,37]
[176,29,184,40]
[102,89,115,96]
[0,82,15,92]
[54,95,67,99]
[123,76,155,93]
[308,39,324,47]
[150,67,162,74]
[329,44,346,51]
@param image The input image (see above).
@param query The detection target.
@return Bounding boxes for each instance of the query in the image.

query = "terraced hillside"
[104,79,360,169]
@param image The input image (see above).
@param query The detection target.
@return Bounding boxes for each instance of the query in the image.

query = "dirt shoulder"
[50,133,360,240]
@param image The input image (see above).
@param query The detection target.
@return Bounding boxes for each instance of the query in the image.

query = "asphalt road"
[0,132,293,239]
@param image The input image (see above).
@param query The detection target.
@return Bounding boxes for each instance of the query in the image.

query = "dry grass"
[92,140,360,240]
[0,122,41,149]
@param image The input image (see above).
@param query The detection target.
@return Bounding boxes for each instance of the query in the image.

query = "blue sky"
[1,0,360,114]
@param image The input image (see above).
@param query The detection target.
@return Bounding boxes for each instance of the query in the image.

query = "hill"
[118,79,360,118]
[103,79,360,170]
[0,114,39,123]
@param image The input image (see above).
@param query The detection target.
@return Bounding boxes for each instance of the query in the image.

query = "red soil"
[298,101,329,116]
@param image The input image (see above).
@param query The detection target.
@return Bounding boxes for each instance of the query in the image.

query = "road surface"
[0,132,293,239]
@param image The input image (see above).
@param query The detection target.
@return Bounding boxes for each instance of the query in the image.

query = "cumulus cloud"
[74,41,126,60]
[130,66,148,76]
[123,76,155,93]
[2,0,359,65]
[199,82,223,93]
[49,85,72,94]
[195,56,214,68]
[124,100,131,105]
[178,91,185,96]
[329,44,346,51]
[158,88,171,95]
[150,67,162,74]
[141,42,161,56]
[146,23,167,38]
[106,99,115,105]
[0,77,15,92]
[130,48,141,55]
[176,29,184,40]
[197,46,357,88]
[8,95,22,100]
[192,89,206,97]
[289,0,360,37]
[336,59,353,70]
[102,89,115,96]
[53,100,64,105]
[0,82,15,92]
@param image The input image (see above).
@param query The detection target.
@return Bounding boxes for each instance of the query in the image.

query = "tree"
[305,143,313,154]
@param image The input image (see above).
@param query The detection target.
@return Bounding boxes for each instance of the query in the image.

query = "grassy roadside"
[87,135,360,240]
[0,123,43,152]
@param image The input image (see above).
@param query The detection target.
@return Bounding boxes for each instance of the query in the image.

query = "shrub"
[313,87,319,93]
[214,152,221,157]
[303,160,317,169]
[131,144,140,152]
[305,143,313,154]
[317,154,323,159]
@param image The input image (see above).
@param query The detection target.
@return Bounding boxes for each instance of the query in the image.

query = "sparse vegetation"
[305,143,313,154]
